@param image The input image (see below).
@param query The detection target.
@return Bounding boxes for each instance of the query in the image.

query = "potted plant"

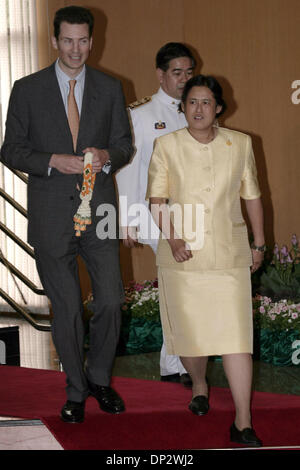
[255,234,300,302]
[253,295,300,365]
[119,280,163,355]
[253,234,300,366]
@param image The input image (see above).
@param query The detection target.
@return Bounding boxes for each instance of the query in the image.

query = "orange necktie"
[68,79,79,152]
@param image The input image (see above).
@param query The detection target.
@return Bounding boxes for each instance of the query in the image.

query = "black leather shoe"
[180,373,193,388]
[88,381,125,414]
[161,373,180,383]
[188,395,209,416]
[230,422,262,447]
[61,400,85,423]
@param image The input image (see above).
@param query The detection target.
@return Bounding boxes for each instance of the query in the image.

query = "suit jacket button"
[70,196,74,200]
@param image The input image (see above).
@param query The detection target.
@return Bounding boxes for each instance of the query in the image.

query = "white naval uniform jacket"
[116,87,187,250]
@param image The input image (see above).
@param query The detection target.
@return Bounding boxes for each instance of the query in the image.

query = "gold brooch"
[226,140,232,146]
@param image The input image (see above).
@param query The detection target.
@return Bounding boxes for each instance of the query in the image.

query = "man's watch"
[251,242,266,253]
[102,159,112,174]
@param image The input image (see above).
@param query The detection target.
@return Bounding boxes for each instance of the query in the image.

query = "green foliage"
[254,234,300,302]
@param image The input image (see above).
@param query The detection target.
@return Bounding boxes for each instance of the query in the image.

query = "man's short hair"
[156,42,196,71]
[53,5,94,39]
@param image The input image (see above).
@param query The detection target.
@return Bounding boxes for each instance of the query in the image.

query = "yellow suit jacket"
[146,127,261,271]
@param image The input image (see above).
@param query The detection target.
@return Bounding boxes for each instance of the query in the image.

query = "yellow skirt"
[158,267,253,357]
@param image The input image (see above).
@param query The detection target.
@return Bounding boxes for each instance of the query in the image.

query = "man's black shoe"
[61,400,85,423]
[160,373,180,383]
[88,380,125,414]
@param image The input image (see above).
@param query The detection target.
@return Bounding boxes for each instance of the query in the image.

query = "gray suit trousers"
[34,223,123,402]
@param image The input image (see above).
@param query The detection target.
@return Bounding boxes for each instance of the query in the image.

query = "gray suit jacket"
[1,63,133,249]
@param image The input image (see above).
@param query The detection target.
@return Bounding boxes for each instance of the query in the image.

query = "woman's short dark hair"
[156,42,196,71]
[181,75,227,117]
[53,6,94,39]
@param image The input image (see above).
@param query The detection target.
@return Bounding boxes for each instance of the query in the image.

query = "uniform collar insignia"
[128,96,152,109]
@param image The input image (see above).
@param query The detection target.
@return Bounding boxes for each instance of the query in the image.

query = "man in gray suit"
[1,6,133,423]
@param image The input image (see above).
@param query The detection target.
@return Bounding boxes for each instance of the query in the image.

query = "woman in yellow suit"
[147,75,265,447]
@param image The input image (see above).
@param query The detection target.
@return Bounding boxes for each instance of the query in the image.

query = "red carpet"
[0,365,300,450]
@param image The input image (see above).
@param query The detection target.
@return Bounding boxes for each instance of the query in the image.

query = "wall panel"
[184,0,300,248]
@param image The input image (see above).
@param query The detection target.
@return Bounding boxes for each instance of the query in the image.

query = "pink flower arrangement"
[122,279,160,321]
[253,295,300,332]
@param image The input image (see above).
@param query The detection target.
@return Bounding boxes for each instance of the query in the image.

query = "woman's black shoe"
[230,422,262,447]
[188,395,209,416]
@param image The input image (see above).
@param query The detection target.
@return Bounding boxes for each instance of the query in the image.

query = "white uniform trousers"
[142,237,187,376]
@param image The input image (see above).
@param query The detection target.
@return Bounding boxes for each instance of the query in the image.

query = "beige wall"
[36,0,300,288]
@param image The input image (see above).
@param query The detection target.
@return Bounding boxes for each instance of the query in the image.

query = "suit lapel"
[77,66,99,149]
[42,64,71,138]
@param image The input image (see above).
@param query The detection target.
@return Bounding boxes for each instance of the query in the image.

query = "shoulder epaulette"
[128,96,152,110]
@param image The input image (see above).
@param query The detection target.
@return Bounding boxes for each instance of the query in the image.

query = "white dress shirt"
[48,60,85,175]
[55,59,86,115]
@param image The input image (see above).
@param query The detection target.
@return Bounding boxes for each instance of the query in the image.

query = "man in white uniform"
[116,43,196,384]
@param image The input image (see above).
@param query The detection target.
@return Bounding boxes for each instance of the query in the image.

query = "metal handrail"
[0,221,35,258]
[0,187,27,218]
[0,288,51,332]
[8,168,28,184]
[0,253,44,295]
[0,163,49,330]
